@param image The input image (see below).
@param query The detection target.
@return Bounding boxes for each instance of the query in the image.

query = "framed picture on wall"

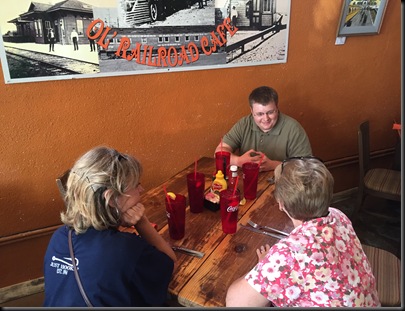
[0,0,292,84]
[337,0,388,37]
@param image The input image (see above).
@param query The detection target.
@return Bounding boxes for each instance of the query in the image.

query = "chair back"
[353,120,401,221]
[56,169,70,206]
[358,120,370,180]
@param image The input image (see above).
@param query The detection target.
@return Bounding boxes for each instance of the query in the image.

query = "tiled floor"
[333,192,401,259]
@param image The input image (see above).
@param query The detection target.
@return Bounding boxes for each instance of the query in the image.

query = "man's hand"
[249,151,280,172]
[237,149,262,167]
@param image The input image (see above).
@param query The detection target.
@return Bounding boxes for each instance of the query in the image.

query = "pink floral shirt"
[245,208,381,307]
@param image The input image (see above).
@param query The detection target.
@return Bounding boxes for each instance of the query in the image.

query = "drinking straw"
[393,119,401,137]
[232,175,239,196]
[258,153,264,167]
[254,154,265,181]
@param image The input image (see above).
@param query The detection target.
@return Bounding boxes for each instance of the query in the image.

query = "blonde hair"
[273,158,333,221]
[61,146,142,234]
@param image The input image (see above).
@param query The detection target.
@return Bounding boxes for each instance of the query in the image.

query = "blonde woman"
[44,146,176,307]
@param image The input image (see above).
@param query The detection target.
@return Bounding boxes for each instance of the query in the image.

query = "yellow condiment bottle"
[211,170,228,194]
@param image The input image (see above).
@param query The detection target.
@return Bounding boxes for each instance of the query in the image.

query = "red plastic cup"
[215,151,230,178]
[242,162,259,200]
[165,194,186,240]
[187,172,205,213]
[219,189,240,234]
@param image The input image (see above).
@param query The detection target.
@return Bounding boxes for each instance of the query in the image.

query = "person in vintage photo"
[231,5,238,29]
[71,28,79,51]
[48,28,55,52]
[89,27,96,52]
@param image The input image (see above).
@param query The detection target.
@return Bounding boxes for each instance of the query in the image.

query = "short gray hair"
[273,158,333,221]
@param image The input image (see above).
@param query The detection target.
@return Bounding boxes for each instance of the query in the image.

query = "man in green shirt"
[215,86,312,172]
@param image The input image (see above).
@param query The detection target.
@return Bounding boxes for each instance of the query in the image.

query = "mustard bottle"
[211,170,228,194]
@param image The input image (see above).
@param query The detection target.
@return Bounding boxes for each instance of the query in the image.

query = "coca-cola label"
[226,205,238,213]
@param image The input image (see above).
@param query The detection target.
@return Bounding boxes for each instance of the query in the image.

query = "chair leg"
[351,190,365,224]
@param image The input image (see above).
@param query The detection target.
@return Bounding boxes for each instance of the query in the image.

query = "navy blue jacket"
[43,225,174,307]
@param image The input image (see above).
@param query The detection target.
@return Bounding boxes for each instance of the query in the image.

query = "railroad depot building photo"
[216,0,280,30]
[3,0,94,47]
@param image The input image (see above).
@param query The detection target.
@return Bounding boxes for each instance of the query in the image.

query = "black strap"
[68,229,94,307]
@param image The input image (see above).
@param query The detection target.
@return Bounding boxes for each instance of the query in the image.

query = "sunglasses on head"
[280,156,323,174]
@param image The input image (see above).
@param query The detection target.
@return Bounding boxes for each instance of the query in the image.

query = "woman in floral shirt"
[226,157,380,307]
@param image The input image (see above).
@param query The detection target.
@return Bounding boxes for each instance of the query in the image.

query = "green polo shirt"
[223,112,312,161]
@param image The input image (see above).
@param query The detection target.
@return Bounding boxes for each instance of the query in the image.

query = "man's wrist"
[270,160,281,170]
[230,154,240,167]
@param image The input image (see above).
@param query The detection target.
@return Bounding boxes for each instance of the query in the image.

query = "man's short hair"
[248,86,278,107]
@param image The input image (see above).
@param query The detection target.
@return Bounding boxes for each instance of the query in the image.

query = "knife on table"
[239,224,285,240]
[172,246,205,258]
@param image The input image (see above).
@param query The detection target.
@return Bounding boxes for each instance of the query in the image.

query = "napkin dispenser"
[204,191,220,211]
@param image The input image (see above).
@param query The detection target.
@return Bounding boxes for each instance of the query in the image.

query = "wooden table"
[142,157,293,307]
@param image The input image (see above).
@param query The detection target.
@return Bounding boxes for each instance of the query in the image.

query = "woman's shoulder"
[50,225,68,238]
[94,228,144,243]
[83,229,153,259]
[329,207,351,223]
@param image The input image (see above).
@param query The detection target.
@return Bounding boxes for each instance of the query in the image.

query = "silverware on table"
[239,224,285,239]
[172,246,205,258]
[247,219,289,237]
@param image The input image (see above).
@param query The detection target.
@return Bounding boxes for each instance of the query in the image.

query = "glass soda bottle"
[227,165,239,193]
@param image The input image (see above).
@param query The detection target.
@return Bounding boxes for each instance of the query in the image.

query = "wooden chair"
[362,244,401,307]
[352,121,401,221]
[56,169,70,207]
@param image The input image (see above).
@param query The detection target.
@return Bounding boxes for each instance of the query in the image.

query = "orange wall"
[0,0,401,287]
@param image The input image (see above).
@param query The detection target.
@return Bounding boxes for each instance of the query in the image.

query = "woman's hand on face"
[120,202,145,227]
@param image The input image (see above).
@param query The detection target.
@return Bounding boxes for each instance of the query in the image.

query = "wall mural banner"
[0,0,290,84]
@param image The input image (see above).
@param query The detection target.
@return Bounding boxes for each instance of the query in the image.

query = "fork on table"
[247,219,289,237]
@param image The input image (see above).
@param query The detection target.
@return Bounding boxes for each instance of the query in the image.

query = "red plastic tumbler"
[215,151,230,178]
[219,189,240,234]
[242,162,259,200]
[165,194,186,240]
[186,172,205,213]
